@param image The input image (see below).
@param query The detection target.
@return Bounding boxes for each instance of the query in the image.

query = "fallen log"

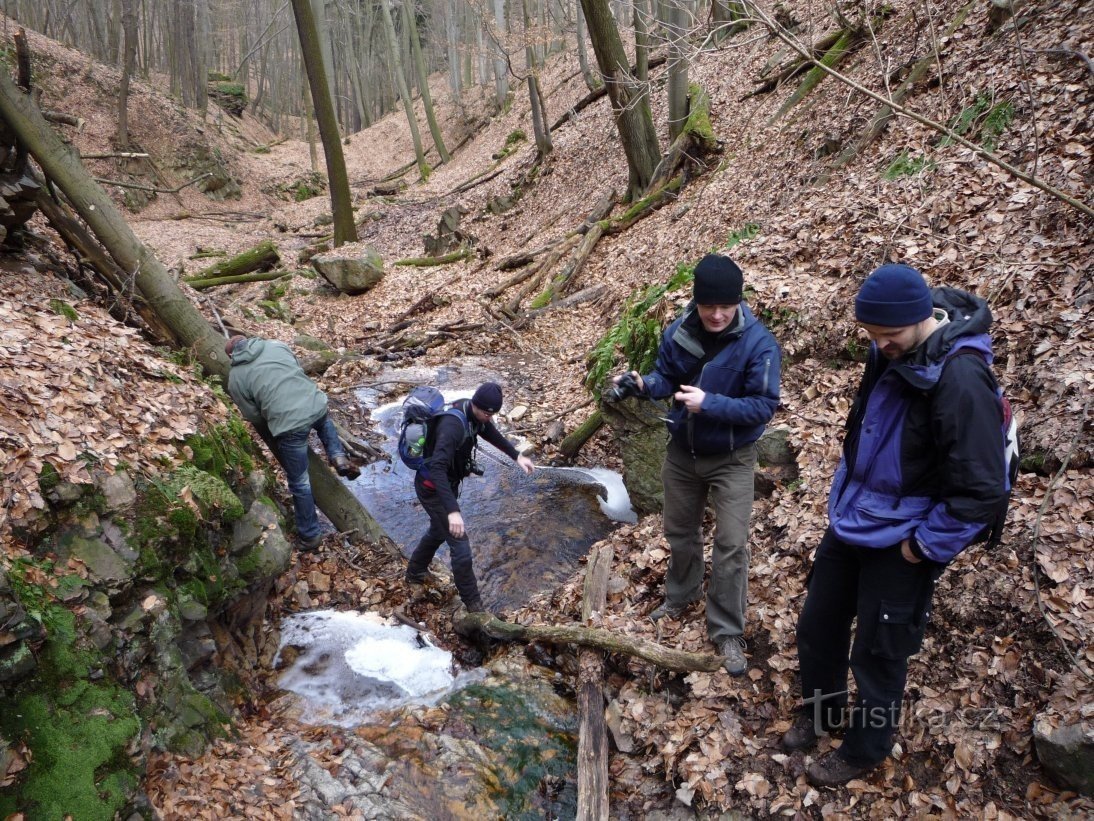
[392,248,472,266]
[506,235,578,314]
[454,611,723,673]
[577,545,613,821]
[185,270,290,290]
[559,409,604,461]
[528,190,616,307]
[185,239,279,282]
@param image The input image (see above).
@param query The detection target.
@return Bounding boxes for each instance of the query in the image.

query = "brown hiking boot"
[331,455,360,480]
[805,751,878,787]
[781,713,819,752]
[464,599,491,615]
[299,533,323,551]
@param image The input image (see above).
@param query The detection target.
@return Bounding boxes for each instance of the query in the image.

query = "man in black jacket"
[404,382,534,612]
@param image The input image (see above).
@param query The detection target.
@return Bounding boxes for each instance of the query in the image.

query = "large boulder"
[312,247,384,295]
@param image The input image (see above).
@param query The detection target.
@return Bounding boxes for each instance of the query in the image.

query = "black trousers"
[795,528,943,766]
[406,475,481,607]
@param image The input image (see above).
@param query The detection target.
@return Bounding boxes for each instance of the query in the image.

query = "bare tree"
[289,0,358,244]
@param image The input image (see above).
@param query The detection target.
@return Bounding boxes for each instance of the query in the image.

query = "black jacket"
[421,398,519,514]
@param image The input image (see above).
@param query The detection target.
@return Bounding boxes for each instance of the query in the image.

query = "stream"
[272,362,636,817]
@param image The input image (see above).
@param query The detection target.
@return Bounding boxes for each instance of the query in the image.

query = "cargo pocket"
[871,600,928,661]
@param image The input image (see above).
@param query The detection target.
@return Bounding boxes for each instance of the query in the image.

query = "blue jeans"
[273,413,345,539]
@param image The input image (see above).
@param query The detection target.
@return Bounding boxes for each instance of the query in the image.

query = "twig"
[1038,47,1094,80]
[80,152,149,160]
[1030,396,1092,682]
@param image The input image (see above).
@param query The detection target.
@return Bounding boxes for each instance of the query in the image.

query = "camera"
[604,372,640,403]
[468,459,485,477]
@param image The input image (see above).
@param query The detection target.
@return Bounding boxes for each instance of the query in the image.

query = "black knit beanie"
[471,382,504,413]
[693,254,744,305]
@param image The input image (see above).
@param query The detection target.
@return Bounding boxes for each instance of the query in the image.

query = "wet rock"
[606,699,636,752]
[508,404,528,421]
[47,479,86,504]
[230,498,279,554]
[0,642,36,683]
[1034,715,1094,796]
[311,247,384,295]
[601,397,668,514]
[177,595,208,622]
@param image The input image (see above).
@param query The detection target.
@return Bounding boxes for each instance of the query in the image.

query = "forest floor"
[1,0,1092,817]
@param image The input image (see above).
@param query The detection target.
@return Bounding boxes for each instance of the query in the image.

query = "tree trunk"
[115,0,138,149]
[523,0,553,156]
[404,0,451,162]
[311,0,340,131]
[492,0,509,106]
[184,240,280,282]
[633,0,649,82]
[290,0,358,245]
[579,0,661,199]
[379,0,430,180]
[665,0,689,142]
[575,0,601,91]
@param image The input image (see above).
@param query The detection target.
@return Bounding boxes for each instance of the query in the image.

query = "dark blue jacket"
[828,287,1008,563]
[641,302,781,455]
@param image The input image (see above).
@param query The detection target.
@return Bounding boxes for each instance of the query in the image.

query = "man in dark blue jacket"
[614,254,781,676]
[783,264,1009,787]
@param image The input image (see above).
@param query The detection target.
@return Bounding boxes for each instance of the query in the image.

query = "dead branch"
[742,0,1093,219]
[93,172,212,194]
[80,152,149,160]
[1039,47,1094,80]
[453,612,724,673]
[578,545,613,820]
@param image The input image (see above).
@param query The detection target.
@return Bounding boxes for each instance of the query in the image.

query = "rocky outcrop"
[1034,714,1094,796]
[0,425,294,818]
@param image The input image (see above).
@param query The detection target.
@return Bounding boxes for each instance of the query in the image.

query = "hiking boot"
[299,533,323,551]
[781,713,819,752]
[405,571,436,590]
[805,751,878,788]
[649,599,689,622]
[331,455,360,480]
[464,599,491,615]
[719,636,747,677]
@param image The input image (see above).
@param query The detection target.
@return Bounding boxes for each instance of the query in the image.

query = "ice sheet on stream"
[276,609,486,726]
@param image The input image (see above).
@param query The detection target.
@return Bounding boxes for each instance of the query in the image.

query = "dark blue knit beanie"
[471,382,504,413]
[855,264,933,327]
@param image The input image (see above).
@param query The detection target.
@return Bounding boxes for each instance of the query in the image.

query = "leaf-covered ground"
[1,0,1090,816]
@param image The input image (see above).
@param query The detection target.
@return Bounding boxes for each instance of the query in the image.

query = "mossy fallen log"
[766,28,858,126]
[185,240,279,282]
[559,409,604,461]
[186,270,291,290]
[392,248,472,266]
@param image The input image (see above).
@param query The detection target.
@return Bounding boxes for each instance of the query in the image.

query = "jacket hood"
[229,337,266,366]
[675,301,756,357]
[922,286,993,360]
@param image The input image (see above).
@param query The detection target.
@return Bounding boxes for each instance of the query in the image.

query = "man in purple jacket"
[783,264,1009,787]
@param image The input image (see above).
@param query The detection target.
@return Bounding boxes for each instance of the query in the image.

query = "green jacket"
[226,338,328,437]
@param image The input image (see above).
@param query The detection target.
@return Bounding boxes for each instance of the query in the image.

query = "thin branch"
[741,1,1093,219]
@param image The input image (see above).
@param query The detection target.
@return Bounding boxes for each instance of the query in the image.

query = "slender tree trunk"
[311,0,340,131]
[491,0,509,106]
[289,0,358,245]
[575,0,601,91]
[523,0,553,156]
[579,0,661,198]
[379,0,430,179]
[633,0,649,82]
[116,0,138,149]
[404,0,451,162]
[665,0,688,141]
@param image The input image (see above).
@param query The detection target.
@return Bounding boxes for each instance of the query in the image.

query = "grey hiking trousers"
[661,440,757,645]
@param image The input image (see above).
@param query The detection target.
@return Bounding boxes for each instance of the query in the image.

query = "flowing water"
[274,362,634,814]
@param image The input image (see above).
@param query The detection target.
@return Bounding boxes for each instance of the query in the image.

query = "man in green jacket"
[225,335,358,550]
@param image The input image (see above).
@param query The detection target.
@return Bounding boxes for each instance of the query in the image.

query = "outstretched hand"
[516,455,535,475]
[448,511,466,538]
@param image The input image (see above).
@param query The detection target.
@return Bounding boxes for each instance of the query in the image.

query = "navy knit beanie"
[693,254,744,305]
[855,264,933,327]
[471,382,504,413]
